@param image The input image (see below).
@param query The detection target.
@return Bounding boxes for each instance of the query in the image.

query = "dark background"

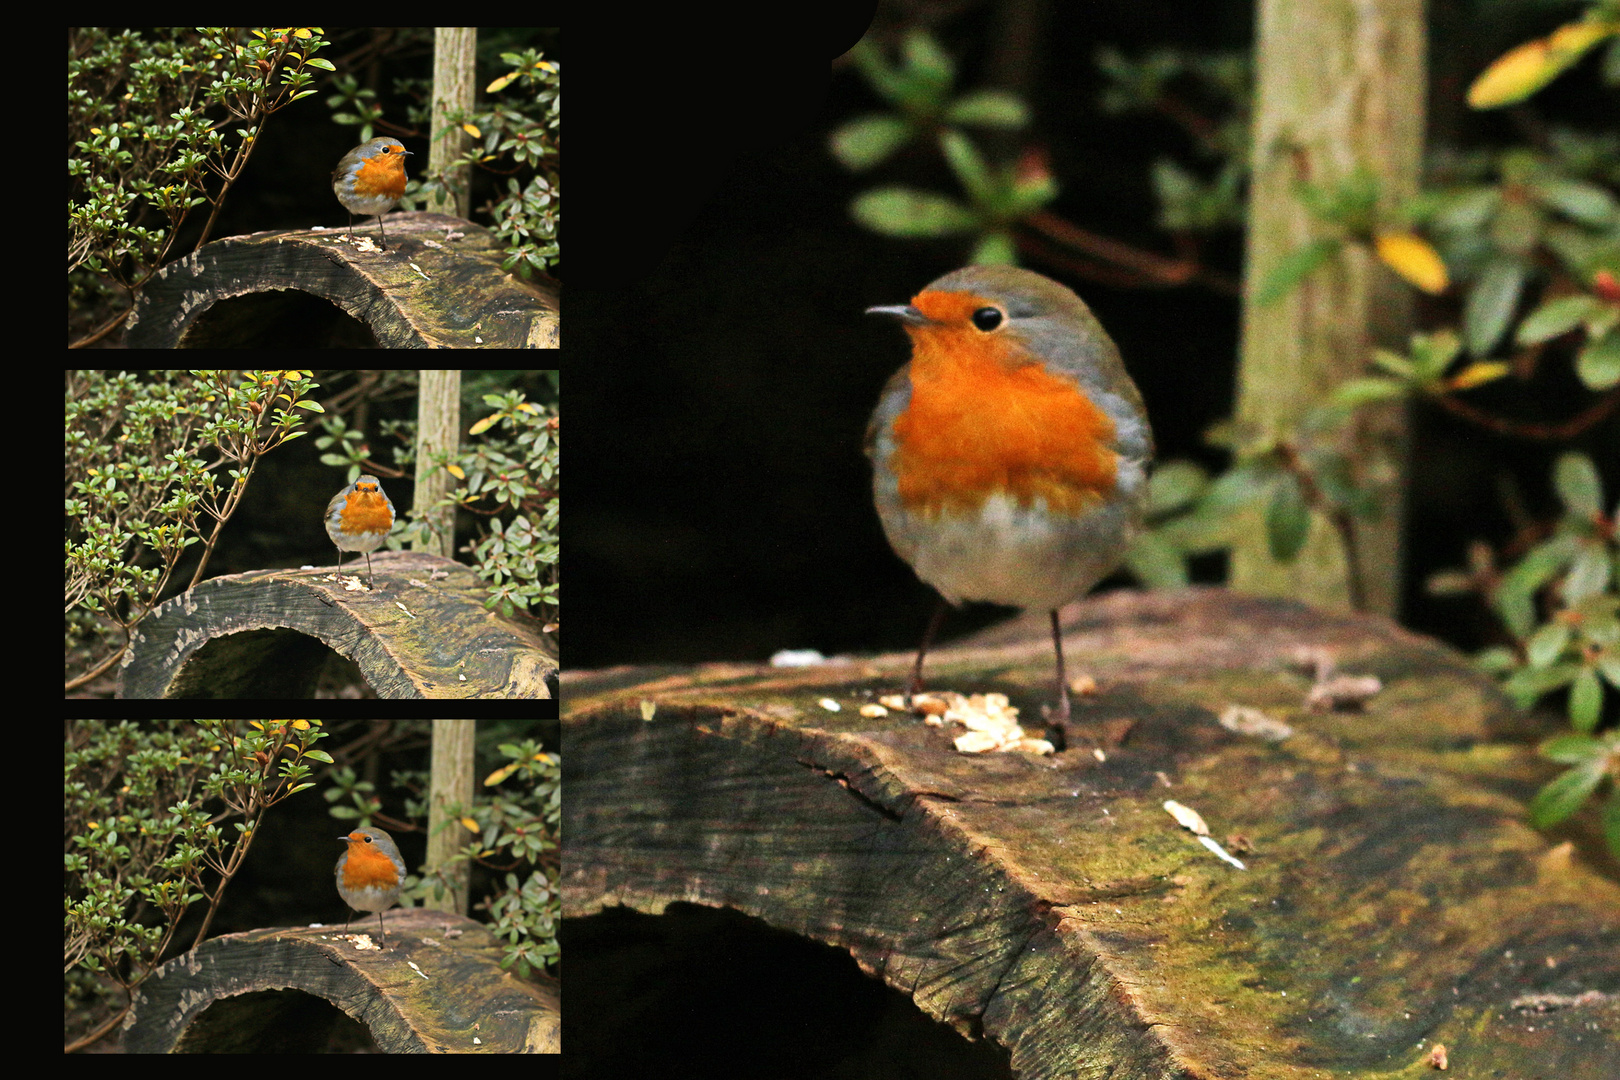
[569,3,1619,674]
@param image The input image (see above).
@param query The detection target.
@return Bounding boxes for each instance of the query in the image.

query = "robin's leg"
[1046,609,1072,733]
[905,599,950,707]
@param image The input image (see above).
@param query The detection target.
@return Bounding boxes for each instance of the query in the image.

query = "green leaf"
[1563,544,1613,604]
[901,29,955,95]
[1576,330,1620,390]
[939,130,992,203]
[851,188,975,237]
[1473,645,1520,673]
[1554,452,1604,517]
[1532,178,1620,226]
[1409,330,1466,380]
[945,90,1029,129]
[829,115,914,171]
[1528,762,1605,828]
[1516,294,1604,345]
[1330,377,1409,407]
[1370,347,1416,378]
[1495,533,1580,637]
[1526,620,1572,668]
[1597,646,1620,690]
[970,232,1018,265]
[1568,666,1605,732]
[1539,733,1609,766]
[1256,238,1343,306]
[1146,460,1210,515]
[1465,257,1528,355]
[1266,473,1311,561]
[1124,528,1188,589]
[1502,661,1580,706]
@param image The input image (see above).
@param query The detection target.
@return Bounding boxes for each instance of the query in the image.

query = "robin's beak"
[865,303,929,325]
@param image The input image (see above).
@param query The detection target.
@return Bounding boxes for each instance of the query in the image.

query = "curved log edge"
[124,214,559,349]
[563,588,1620,1078]
[123,910,559,1053]
[119,551,557,699]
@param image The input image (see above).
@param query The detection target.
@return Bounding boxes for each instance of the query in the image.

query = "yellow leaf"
[1468,21,1620,108]
[1447,361,1510,390]
[1547,20,1618,55]
[1468,39,1551,107]
[1375,231,1449,294]
[485,762,521,785]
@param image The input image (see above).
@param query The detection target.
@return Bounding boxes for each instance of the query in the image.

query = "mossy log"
[119,551,557,700]
[563,588,1620,1078]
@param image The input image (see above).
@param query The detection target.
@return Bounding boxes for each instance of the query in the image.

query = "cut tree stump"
[563,588,1620,1079]
[123,910,560,1053]
[118,551,557,699]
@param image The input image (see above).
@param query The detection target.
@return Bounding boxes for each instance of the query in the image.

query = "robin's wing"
[862,364,913,462]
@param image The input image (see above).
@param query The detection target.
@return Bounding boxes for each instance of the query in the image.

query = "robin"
[326,475,396,590]
[335,826,407,944]
[865,266,1154,724]
[332,137,412,250]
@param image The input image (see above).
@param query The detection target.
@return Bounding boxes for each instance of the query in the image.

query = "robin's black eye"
[971,307,1004,331]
